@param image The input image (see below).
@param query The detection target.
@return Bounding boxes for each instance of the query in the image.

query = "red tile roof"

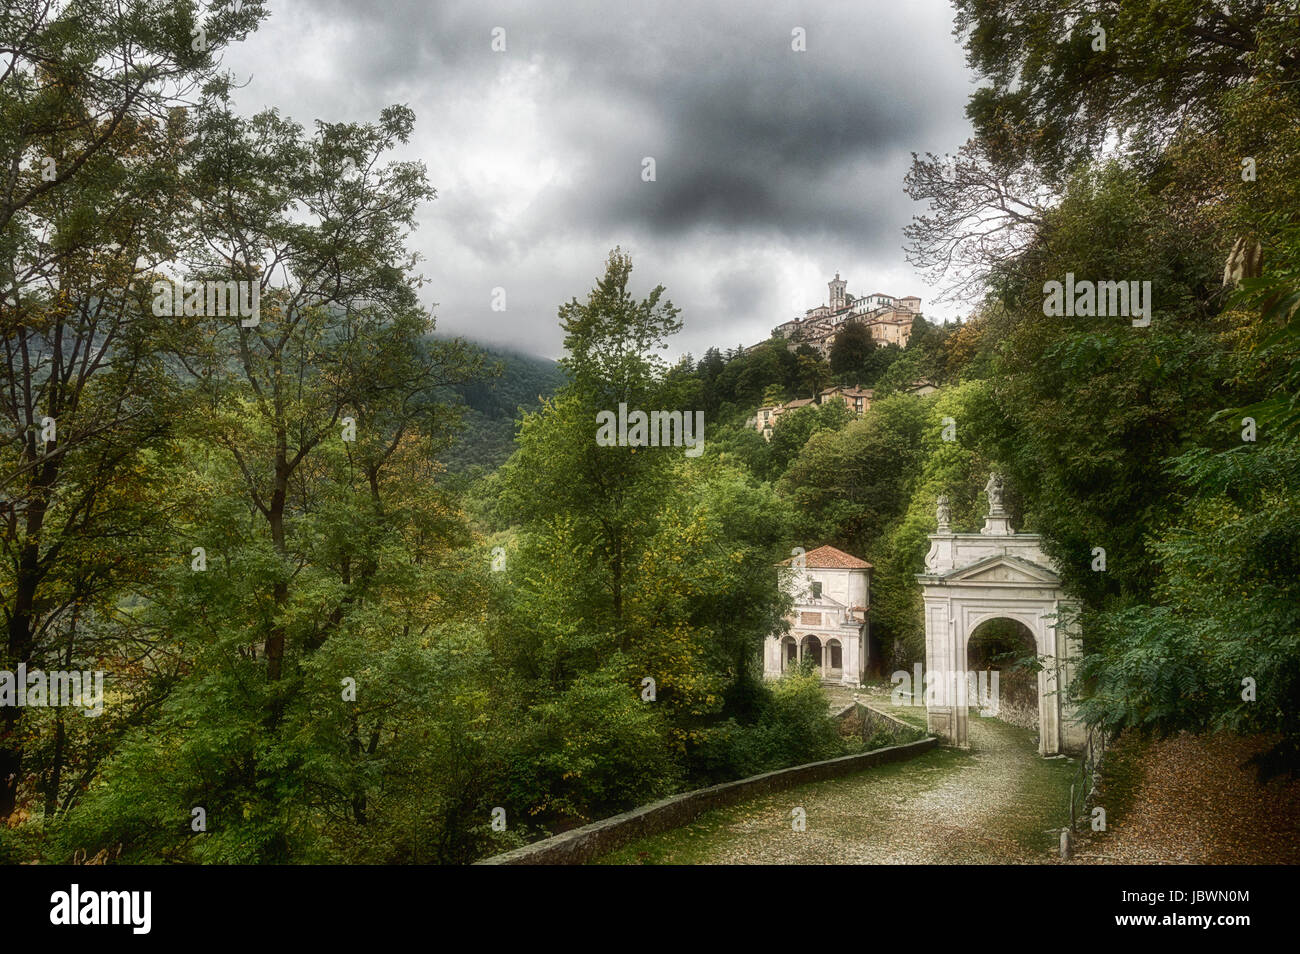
[779,545,873,570]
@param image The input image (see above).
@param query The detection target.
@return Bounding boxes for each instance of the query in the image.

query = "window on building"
[811,581,822,598]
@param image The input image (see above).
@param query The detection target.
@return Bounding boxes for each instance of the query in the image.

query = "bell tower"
[828,273,847,311]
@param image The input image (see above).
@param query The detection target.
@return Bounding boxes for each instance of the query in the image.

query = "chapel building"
[764,545,872,687]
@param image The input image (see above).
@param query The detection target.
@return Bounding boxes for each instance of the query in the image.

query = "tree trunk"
[265,452,289,682]
[1,473,50,821]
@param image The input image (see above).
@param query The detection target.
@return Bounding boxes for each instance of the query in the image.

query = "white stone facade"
[764,546,871,687]
[917,486,1086,756]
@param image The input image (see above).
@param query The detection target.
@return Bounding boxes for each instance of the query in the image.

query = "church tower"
[828,273,847,311]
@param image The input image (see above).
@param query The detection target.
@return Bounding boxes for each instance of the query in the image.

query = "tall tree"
[795,352,830,398]
[828,320,876,382]
[904,139,1048,300]
[0,0,266,236]
[173,87,476,685]
[953,0,1299,179]
[0,0,264,822]
[499,249,680,640]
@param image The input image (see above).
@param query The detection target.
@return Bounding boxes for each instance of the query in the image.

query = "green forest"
[442,347,566,477]
[2,0,1299,865]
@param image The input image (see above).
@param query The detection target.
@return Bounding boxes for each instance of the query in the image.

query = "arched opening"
[827,639,843,679]
[781,636,797,672]
[803,635,823,674]
[966,617,1039,737]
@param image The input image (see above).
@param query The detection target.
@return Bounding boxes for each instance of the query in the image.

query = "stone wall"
[476,732,938,865]
[854,702,925,743]
[989,697,1039,733]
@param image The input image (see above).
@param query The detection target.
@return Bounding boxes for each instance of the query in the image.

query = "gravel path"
[598,706,1076,864]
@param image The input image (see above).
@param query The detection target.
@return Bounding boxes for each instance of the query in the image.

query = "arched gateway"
[916,476,1086,756]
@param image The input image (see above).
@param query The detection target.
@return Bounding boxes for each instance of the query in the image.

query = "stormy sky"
[221,0,976,360]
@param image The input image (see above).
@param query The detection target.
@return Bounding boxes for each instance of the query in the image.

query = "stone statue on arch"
[984,472,1006,516]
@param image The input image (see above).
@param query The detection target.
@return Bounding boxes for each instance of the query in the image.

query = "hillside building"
[764,545,872,687]
[753,385,874,440]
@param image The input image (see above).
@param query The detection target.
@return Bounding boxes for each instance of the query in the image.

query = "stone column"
[1057,600,1088,752]
[925,599,960,744]
[951,609,969,748]
[1038,617,1061,756]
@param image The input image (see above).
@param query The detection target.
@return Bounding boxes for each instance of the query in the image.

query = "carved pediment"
[939,554,1059,586]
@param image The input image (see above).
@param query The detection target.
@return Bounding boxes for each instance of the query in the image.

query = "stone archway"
[827,638,843,678]
[916,478,1086,756]
[803,635,823,673]
[967,617,1039,734]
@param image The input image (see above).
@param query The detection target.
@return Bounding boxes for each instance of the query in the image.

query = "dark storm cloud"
[222,0,974,356]
[535,40,933,244]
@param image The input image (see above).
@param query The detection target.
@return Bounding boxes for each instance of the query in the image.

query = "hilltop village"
[767,273,921,355]
[748,275,933,440]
